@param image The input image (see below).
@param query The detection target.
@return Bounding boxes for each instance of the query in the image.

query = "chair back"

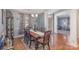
[24,28,30,39]
[26,28,30,37]
[43,31,51,44]
[40,27,45,32]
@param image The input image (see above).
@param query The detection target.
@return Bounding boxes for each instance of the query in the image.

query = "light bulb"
[31,14,34,17]
[35,14,38,17]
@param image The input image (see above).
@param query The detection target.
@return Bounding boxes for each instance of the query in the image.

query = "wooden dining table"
[30,29,44,38]
[29,29,44,49]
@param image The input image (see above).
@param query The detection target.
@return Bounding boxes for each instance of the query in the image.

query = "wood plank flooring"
[13,39,26,50]
[3,34,79,50]
[4,38,26,50]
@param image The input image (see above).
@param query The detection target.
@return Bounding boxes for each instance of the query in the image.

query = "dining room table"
[30,29,44,38]
[29,29,44,49]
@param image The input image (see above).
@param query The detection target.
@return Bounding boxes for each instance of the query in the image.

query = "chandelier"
[31,14,38,18]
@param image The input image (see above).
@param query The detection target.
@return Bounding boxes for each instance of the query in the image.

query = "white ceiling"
[10,9,60,14]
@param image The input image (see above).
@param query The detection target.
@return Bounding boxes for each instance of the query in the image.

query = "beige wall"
[77,10,79,38]
[44,12,48,31]
[0,10,3,34]
[48,14,53,31]
[69,10,77,47]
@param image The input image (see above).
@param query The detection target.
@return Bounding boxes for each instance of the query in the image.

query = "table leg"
[35,40,38,50]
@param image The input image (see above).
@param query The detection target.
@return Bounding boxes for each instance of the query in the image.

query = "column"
[44,12,48,31]
[69,10,78,47]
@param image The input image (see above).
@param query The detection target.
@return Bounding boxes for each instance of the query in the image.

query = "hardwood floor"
[4,38,26,50]
[13,38,26,50]
[50,33,79,50]
[3,34,79,50]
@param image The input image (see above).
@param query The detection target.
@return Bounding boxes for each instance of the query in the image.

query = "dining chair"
[29,29,36,48]
[40,27,45,32]
[29,34,36,48]
[35,27,39,31]
[24,28,30,45]
[35,31,51,50]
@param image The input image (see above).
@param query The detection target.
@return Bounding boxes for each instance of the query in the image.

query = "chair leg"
[43,45,45,50]
[35,41,38,50]
[29,35,31,48]
[29,40,31,48]
[48,43,50,50]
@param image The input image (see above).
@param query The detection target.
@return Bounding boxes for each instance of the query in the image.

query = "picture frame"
[57,16,70,31]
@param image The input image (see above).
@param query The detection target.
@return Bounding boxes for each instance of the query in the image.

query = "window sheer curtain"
[13,13,25,37]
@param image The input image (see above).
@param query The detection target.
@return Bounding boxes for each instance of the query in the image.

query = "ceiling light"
[35,14,38,17]
[31,14,34,17]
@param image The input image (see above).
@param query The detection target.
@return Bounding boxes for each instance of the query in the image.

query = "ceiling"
[10,9,60,14]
